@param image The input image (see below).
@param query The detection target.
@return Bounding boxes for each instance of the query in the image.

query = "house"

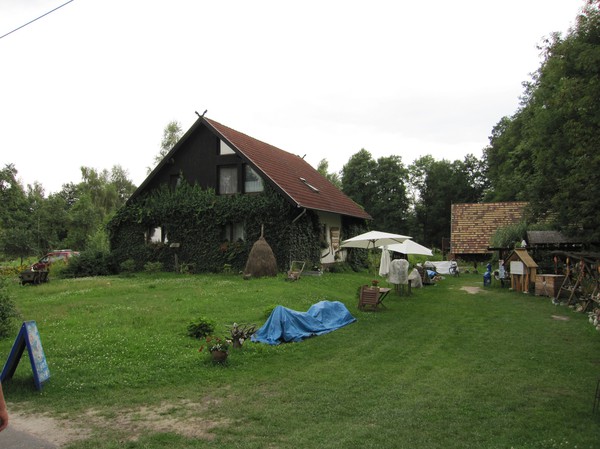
[450,202,528,259]
[110,115,371,272]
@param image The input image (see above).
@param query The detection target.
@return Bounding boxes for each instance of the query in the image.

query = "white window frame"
[220,140,236,155]
[219,166,238,194]
[244,165,264,193]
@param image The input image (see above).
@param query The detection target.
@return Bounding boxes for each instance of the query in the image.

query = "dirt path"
[460,286,484,295]
[7,399,227,447]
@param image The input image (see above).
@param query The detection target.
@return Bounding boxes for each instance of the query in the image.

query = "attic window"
[219,166,238,194]
[220,140,235,155]
[244,165,264,193]
[300,177,319,193]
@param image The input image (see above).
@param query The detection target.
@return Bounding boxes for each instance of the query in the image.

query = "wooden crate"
[535,274,565,297]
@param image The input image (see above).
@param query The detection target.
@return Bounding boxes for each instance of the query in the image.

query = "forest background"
[1,2,599,264]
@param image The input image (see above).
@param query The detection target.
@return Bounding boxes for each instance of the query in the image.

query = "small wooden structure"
[553,251,600,309]
[535,274,565,298]
[287,260,305,281]
[505,248,538,293]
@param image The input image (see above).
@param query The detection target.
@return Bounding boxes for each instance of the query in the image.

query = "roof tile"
[206,118,371,220]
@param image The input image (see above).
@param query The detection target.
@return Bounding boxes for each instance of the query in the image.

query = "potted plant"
[199,336,230,363]
[371,279,380,288]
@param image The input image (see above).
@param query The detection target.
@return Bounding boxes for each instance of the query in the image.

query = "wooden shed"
[506,248,538,293]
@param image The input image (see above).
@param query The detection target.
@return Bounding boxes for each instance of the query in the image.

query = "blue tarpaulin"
[251,300,356,345]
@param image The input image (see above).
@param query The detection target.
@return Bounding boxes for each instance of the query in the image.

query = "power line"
[0,0,76,41]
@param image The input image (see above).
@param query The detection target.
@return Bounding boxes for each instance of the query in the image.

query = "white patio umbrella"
[384,240,433,257]
[340,231,411,249]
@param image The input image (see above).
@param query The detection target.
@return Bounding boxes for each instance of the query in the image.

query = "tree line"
[0,121,185,264]
[318,151,486,251]
[1,1,599,262]
[483,0,600,243]
[329,1,600,249]
[0,164,136,263]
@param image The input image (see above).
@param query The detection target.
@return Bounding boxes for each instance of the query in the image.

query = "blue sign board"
[1,321,50,390]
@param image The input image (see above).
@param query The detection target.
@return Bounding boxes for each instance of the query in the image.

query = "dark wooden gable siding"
[142,125,249,194]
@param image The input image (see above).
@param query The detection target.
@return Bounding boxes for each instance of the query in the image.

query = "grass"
[1,271,599,449]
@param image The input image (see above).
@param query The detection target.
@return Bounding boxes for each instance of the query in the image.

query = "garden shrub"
[49,259,68,278]
[119,258,136,274]
[341,221,369,272]
[187,316,216,339]
[143,261,163,273]
[60,250,118,278]
[0,265,27,277]
[326,262,353,273]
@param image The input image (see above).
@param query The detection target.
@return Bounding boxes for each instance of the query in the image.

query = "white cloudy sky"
[1,0,584,194]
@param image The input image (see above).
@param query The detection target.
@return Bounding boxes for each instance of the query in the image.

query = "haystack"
[244,229,278,278]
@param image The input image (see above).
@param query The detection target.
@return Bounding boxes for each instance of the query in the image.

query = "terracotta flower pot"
[211,350,228,363]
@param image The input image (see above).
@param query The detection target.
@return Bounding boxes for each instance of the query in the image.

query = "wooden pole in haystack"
[243,225,278,278]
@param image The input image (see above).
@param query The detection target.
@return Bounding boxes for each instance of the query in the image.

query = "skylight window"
[300,177,319,193]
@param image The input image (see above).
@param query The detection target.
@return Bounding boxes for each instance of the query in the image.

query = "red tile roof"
[205,118,371,220]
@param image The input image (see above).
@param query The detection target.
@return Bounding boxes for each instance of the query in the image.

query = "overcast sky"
[1,0,584,194]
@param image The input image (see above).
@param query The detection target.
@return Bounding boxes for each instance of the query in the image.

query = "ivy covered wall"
[107,184,323,273]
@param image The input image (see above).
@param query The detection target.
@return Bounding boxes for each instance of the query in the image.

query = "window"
[244,165,264,193]
[220,140,235,155]
[222,222,245,242]
[219,166,238,194]
[146,226,168,244]
[170,173,182,190]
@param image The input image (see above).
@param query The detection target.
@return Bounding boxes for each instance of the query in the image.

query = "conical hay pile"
[244,236,278,278]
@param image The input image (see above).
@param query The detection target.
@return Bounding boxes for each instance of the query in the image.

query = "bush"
[49,259,68,278]
[143,261,163,273]
[187,316,216,339]
[0,277,19,339]
[326,262,353,273]
[0,264,27,277]
[119,259,136,274]
[60,250,118,278]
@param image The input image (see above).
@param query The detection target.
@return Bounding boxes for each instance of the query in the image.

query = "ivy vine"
[107,184,322,273]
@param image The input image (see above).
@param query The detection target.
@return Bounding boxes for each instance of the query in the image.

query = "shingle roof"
[506,247,538,267]
[526,231,579,246]
[204,118,371,220]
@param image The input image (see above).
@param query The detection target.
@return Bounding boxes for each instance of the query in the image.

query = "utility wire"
[0,0,75,41]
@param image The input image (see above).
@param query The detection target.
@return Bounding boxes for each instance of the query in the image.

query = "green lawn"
[1,271,599,449]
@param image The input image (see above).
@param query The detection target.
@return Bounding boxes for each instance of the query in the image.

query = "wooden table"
[377,287,392,307]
